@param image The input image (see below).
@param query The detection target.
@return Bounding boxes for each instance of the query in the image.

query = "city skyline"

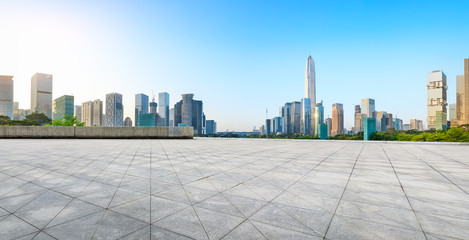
[1,1,469,131]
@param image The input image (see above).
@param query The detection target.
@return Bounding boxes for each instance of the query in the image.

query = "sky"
[1,0,468,131]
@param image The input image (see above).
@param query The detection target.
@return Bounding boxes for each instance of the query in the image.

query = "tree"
[46,114,85,126]
[25,113,52,125]
[0,115,11,125]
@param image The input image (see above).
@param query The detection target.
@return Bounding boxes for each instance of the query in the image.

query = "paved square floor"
[1,138,468,239]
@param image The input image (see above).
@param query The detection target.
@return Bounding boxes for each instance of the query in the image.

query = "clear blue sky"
[1,0,468,131]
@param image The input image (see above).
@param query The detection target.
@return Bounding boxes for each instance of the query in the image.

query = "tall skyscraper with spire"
[305,56,316,135]
[305,56,315,102]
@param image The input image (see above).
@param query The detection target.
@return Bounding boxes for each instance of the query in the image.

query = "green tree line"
[0,113,84,126]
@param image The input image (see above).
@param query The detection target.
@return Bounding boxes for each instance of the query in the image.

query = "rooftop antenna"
[152,90,155,102]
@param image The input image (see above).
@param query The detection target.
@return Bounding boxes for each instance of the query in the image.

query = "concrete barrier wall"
[0,126,193,139]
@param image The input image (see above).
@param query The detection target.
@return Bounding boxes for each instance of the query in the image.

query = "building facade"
[206,120,217,135]
[455,59,469,125]
[174,94,204,134]
[427,70,447,129]
[325,118,332,137]
[364,118,376,141]
[449,103,457,121]
[52,95,74,120]
[158,92,170,126]
[135,93,149,127]
[361,98,376,118]
[124,117,132,127]
[0,75,14,119]
[105,93,123,127]
[92,100,103,126]
[300,98,311,135]
[314,101,324,136]
[331,103,344,136]
[291,101,301,134]
[75,105,82,122]
[81,101,94,126]
[138,113,156,126]
[31,73,53,118]
[354,105,362,134]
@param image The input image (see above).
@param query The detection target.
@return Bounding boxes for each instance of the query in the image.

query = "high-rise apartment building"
[82,100,103,127]
[361,98,376,118]
[31,73,53,118]
[105,93,123,127]
[81,101,94,126]
[75,105,82,122]
[158,92,170,126]
[314,101,324,136]
[93,99,103,126]
[354,105,362,134]
[135,93,149,127]
[0,75,14,119]
[52,95,74,120]
[181,94,193,126]
[410,119,424,131]
[331,103,344,136]
[300,98,311,135]
[427,70,447,129]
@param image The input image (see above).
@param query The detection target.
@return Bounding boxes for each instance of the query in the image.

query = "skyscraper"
[456,59,469,125]
[427,70,447,129]
[181,94,193,126]
[354,105,362,134]
[291,101,301,134]
[449,103,457,121]
[159,92,170,126]
[105,93,123,127]
[331,103,344,136]
[465,59,469,124]
[149,101,157,114]
[283,103,292,134]
[361,98,375,118]
[364,117,376,141]
[169,108,174,127]
[174,94,204,134]
[52,95,74,120]
[456,75,464,124]
[81,101,94,126]
[300,98,311,135]
[75,105,82,122]
[376,111,388,132]
[314,101,324,136]
[0,75,14,119]
[325,117,332,137]
[31,73,53,118]
[206,120,217,135]
[305,56,316,104]
[124,117,132,127]
[135,93,149,127]
[305,56,316,134]
[93,99,103,126]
